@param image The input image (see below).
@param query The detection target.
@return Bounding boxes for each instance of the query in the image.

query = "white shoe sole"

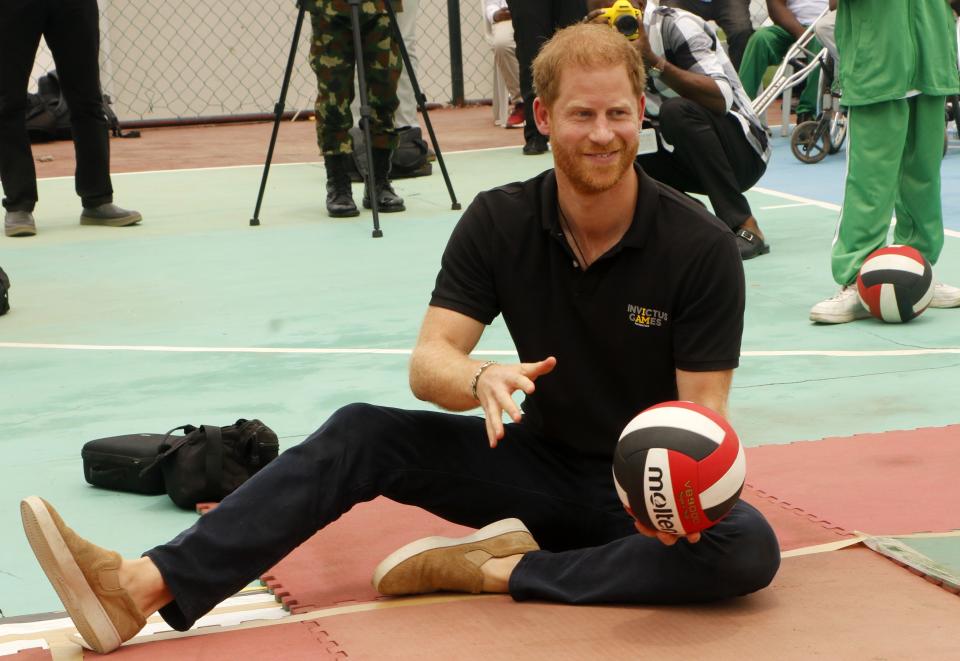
[371,518,531,593]
[20,496,122,654]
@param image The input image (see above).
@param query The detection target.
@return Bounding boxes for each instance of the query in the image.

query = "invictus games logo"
[627,304,668,328]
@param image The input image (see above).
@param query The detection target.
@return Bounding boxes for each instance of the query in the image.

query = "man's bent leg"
[654,97,764,230]
[738,26,791,100]
[145,404,604,630]
[510,500,780,604]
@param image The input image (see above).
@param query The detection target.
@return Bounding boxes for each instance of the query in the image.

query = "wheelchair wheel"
[791,120,828,164]
[827,111,847,154]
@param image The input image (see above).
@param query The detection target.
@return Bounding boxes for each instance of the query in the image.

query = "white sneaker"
[810,285,871,324]
[930,282,960,309]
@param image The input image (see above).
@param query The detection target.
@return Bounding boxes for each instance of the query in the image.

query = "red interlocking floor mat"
[741,485,853,550]
[259,498,474,613]
[106,619,344,660]
[5,650,51,660]
[301,547,958,660]
[744,425,960,536]
[253,489,853,615]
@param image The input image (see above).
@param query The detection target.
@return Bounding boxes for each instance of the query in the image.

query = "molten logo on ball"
[613,401,745,535]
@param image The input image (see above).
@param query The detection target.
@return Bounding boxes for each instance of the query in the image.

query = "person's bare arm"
[766,0,807,40]
[675,368,733,418]
[410,306,556,447]
[644,54,727,114]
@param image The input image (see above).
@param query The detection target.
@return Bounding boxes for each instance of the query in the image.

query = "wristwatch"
[648,56,667,79]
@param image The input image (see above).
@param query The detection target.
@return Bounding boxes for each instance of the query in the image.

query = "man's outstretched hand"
[475,356,557,447]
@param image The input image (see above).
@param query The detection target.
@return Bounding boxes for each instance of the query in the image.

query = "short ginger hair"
[532,22,646,108]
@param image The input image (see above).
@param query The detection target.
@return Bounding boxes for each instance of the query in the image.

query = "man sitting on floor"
[589,0,772,260]
[20,23,779,655]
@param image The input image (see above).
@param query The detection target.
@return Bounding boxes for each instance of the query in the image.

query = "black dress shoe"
[523,135,549,155]
[735,228,770,260]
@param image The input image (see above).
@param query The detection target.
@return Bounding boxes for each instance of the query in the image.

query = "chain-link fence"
[28,0,770,125]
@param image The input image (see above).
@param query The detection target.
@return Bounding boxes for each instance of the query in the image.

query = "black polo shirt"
[430,164,744,459]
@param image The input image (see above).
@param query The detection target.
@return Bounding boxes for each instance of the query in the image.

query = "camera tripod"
[249,0,461,237]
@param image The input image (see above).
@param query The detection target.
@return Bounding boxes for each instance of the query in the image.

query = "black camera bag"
[82,433,172,495]
[143,419,279,509]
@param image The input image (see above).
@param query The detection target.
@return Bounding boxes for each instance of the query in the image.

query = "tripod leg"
[348,0,383,238]
[250,0,307,227]
[384,0,461,211]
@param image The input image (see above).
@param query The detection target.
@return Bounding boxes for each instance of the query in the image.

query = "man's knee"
[656,97,707,141]
[300,402,393,458]
[717,504,781,597]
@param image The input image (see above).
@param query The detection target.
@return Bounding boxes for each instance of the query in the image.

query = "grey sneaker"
[80,203,142,227]
[4,210,37,237]
[810,285,871,324]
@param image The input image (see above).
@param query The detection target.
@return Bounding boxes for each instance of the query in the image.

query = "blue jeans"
[147,403,780,630]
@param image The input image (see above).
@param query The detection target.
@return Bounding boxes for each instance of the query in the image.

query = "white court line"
[758,202,813,210]
[2,342,960,357]
[754,186,960,239]
[37,157,960,239]
[37,146,517,182]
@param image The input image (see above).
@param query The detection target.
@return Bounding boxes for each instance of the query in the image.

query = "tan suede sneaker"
[20,496,146,654]
[372,518,540,596]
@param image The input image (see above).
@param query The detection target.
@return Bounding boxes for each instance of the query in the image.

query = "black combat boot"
[362,148,405,212]
[324,154,359,218]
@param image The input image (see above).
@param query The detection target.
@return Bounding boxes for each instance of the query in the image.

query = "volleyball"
[856,245,934,323]
[613,401,745,536]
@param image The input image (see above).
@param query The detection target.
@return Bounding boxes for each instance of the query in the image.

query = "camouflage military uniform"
[308,0,403,156]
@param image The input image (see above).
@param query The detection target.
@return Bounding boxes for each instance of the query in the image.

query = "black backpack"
[26,71,139,142]
[142,419,280,509]
[0,266,10,316]
[349,125,432,181]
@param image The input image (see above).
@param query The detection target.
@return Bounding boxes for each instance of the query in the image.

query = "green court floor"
[1,147,959,617]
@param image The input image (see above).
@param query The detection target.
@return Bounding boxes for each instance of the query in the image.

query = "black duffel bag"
[82,433,172,495]
[142,419,279,509]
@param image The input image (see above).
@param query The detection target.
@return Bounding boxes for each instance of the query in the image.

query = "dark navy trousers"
[146,403,780,631]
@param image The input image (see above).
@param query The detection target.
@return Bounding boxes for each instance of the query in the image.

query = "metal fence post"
[446,0,465,106]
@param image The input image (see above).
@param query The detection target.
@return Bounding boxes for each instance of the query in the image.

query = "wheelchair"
[750,9,847,164]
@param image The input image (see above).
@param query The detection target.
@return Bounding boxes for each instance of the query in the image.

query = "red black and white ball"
[856,245,934,323]
[613,401,745,536]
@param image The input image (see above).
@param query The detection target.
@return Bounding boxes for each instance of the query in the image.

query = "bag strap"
[138,425,195,477]
[202,425,224,495]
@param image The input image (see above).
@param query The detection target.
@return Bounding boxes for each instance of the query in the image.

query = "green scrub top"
[836,0,960,105]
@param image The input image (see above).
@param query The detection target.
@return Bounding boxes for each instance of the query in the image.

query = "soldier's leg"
[359,12,404,211]
[309,6,360,217]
